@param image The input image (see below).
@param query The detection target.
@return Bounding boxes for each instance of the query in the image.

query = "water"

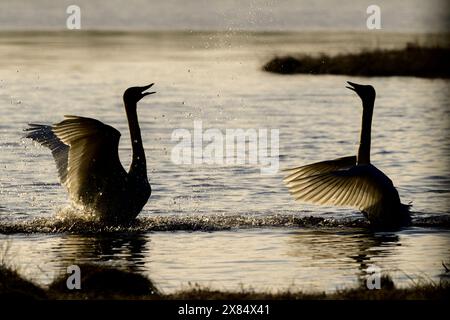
[2,228,449,293]
[0,31,449,293]
[0,0,448,32]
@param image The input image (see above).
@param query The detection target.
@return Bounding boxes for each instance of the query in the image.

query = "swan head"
[123,84,156,105]
[346,81,375,106]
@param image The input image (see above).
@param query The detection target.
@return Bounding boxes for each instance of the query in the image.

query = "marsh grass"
[49,264,160,299]
[0,264,48,300]
[0,263,448,300]
[263,43,450,78]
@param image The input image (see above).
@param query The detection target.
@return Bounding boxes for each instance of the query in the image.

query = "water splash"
[0,210,449,234]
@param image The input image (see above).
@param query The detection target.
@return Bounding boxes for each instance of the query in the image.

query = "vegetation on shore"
[1,263,449,300]
[263,44,450,78]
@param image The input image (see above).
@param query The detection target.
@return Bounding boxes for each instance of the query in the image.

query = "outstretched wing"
[283,156,356,182]
[25,124,70,183]
[26,115,126,201]
[283,156,387,216]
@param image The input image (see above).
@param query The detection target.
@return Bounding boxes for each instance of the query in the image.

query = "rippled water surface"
[0,31,449,292]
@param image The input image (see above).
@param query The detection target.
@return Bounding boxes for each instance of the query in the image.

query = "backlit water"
[0,31,449,293]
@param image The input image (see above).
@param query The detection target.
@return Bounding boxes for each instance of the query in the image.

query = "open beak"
[345,81,365,92]
[345,81,357,92]
[140,83,156,97]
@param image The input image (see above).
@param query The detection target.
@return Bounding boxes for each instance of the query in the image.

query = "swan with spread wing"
[25,84,155,223]
[283,82,410,229]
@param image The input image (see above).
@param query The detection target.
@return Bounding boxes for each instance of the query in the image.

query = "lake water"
[0,31,449,293]
[1,0,448,32]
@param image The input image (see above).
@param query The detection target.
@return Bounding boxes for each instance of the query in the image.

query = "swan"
[25,84,155,223]
[283,81,410,229]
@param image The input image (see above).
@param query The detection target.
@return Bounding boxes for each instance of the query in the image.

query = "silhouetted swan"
[284,81,410,229]
[25,84,155,223]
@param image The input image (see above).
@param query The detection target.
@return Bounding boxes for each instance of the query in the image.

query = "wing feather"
[284,158,385,216]
[283,156,356,183]
[25,124,69,183]
[26,116,126,201]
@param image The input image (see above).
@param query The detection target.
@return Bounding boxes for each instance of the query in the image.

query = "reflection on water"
[0,31,449,293]
[1,228,448,293]
[51,233,148,273]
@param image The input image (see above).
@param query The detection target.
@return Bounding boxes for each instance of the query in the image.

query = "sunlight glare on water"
[0,31,449,292]
[1,228,449,293]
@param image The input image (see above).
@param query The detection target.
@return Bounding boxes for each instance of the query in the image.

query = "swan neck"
[357,101,373,164]
[125,101,147,174]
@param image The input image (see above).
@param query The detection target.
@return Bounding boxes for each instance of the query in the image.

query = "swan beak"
[345,81,357,91]
[346,81,365,92]
[141,83,156,97]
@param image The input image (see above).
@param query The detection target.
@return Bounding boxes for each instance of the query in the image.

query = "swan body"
[284,82,410,229]
[25,84,155,223]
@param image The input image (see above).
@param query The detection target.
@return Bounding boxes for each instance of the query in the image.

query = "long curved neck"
[357,99,374,165]
[125,101,147,175]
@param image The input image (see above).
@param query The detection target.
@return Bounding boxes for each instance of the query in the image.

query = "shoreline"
[1,264,449,300]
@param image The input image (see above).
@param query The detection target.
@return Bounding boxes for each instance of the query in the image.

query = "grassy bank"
[1,264,449,300]
[263,44,450,78]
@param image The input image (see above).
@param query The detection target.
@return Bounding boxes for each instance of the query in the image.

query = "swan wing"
[284,161,384,216]
[25,124,70,183]
[27,116,126,201]
[283,156,356,183]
